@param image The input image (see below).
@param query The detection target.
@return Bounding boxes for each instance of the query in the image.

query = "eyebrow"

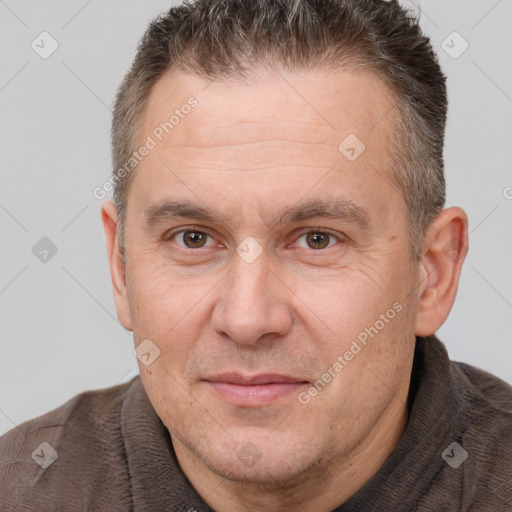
[274,198,370,228]
[143,197,370,230]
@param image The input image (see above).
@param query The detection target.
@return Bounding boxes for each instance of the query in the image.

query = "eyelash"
[163,226,344,251]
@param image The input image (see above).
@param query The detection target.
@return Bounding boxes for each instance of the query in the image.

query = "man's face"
[120,67,420,484]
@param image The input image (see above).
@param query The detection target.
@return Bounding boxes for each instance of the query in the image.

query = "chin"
[181,428,326,487]
[206,452,310,486]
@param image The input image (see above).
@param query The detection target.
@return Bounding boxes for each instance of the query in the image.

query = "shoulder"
[0,376,139,455]
[451,359,512,419]
[0,377,141,511]
[449,360,512,507]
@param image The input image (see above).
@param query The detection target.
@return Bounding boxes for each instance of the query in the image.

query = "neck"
[172,381,410,512]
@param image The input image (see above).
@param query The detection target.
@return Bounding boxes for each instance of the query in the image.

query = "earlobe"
[101,200,133,331]
[414,207,469,337]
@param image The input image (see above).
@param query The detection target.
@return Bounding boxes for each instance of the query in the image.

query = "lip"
[202,373,309,407]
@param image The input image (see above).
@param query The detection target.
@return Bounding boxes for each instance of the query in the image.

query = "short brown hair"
[111,0,447,258]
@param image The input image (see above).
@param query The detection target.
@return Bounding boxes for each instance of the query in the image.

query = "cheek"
[291,264,414,390]
[290,267,397,338]
[125,259,210,353]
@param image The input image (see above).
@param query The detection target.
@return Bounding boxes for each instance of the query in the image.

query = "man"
[1,0,511,510]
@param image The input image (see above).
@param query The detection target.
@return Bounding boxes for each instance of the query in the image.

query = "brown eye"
[173,230,212,249]
[305,232,331,250]
[183,231,207,248]
[295,231,339,250]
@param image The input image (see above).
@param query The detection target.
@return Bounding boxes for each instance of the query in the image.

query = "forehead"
[140,66,397,153]
[130,66,403,223]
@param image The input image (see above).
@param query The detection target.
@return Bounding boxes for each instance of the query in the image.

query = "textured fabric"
[1,335,511,511]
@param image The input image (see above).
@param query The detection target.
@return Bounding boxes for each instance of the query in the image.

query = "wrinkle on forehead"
[161,139,341,173]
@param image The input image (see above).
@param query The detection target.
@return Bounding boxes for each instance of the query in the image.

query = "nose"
[211,249,293,346]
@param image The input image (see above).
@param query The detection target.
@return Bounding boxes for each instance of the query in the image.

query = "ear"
[101,200,133,331]
[414,207,468,336]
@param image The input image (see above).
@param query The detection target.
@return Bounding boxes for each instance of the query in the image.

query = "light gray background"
[1,0,511,436]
